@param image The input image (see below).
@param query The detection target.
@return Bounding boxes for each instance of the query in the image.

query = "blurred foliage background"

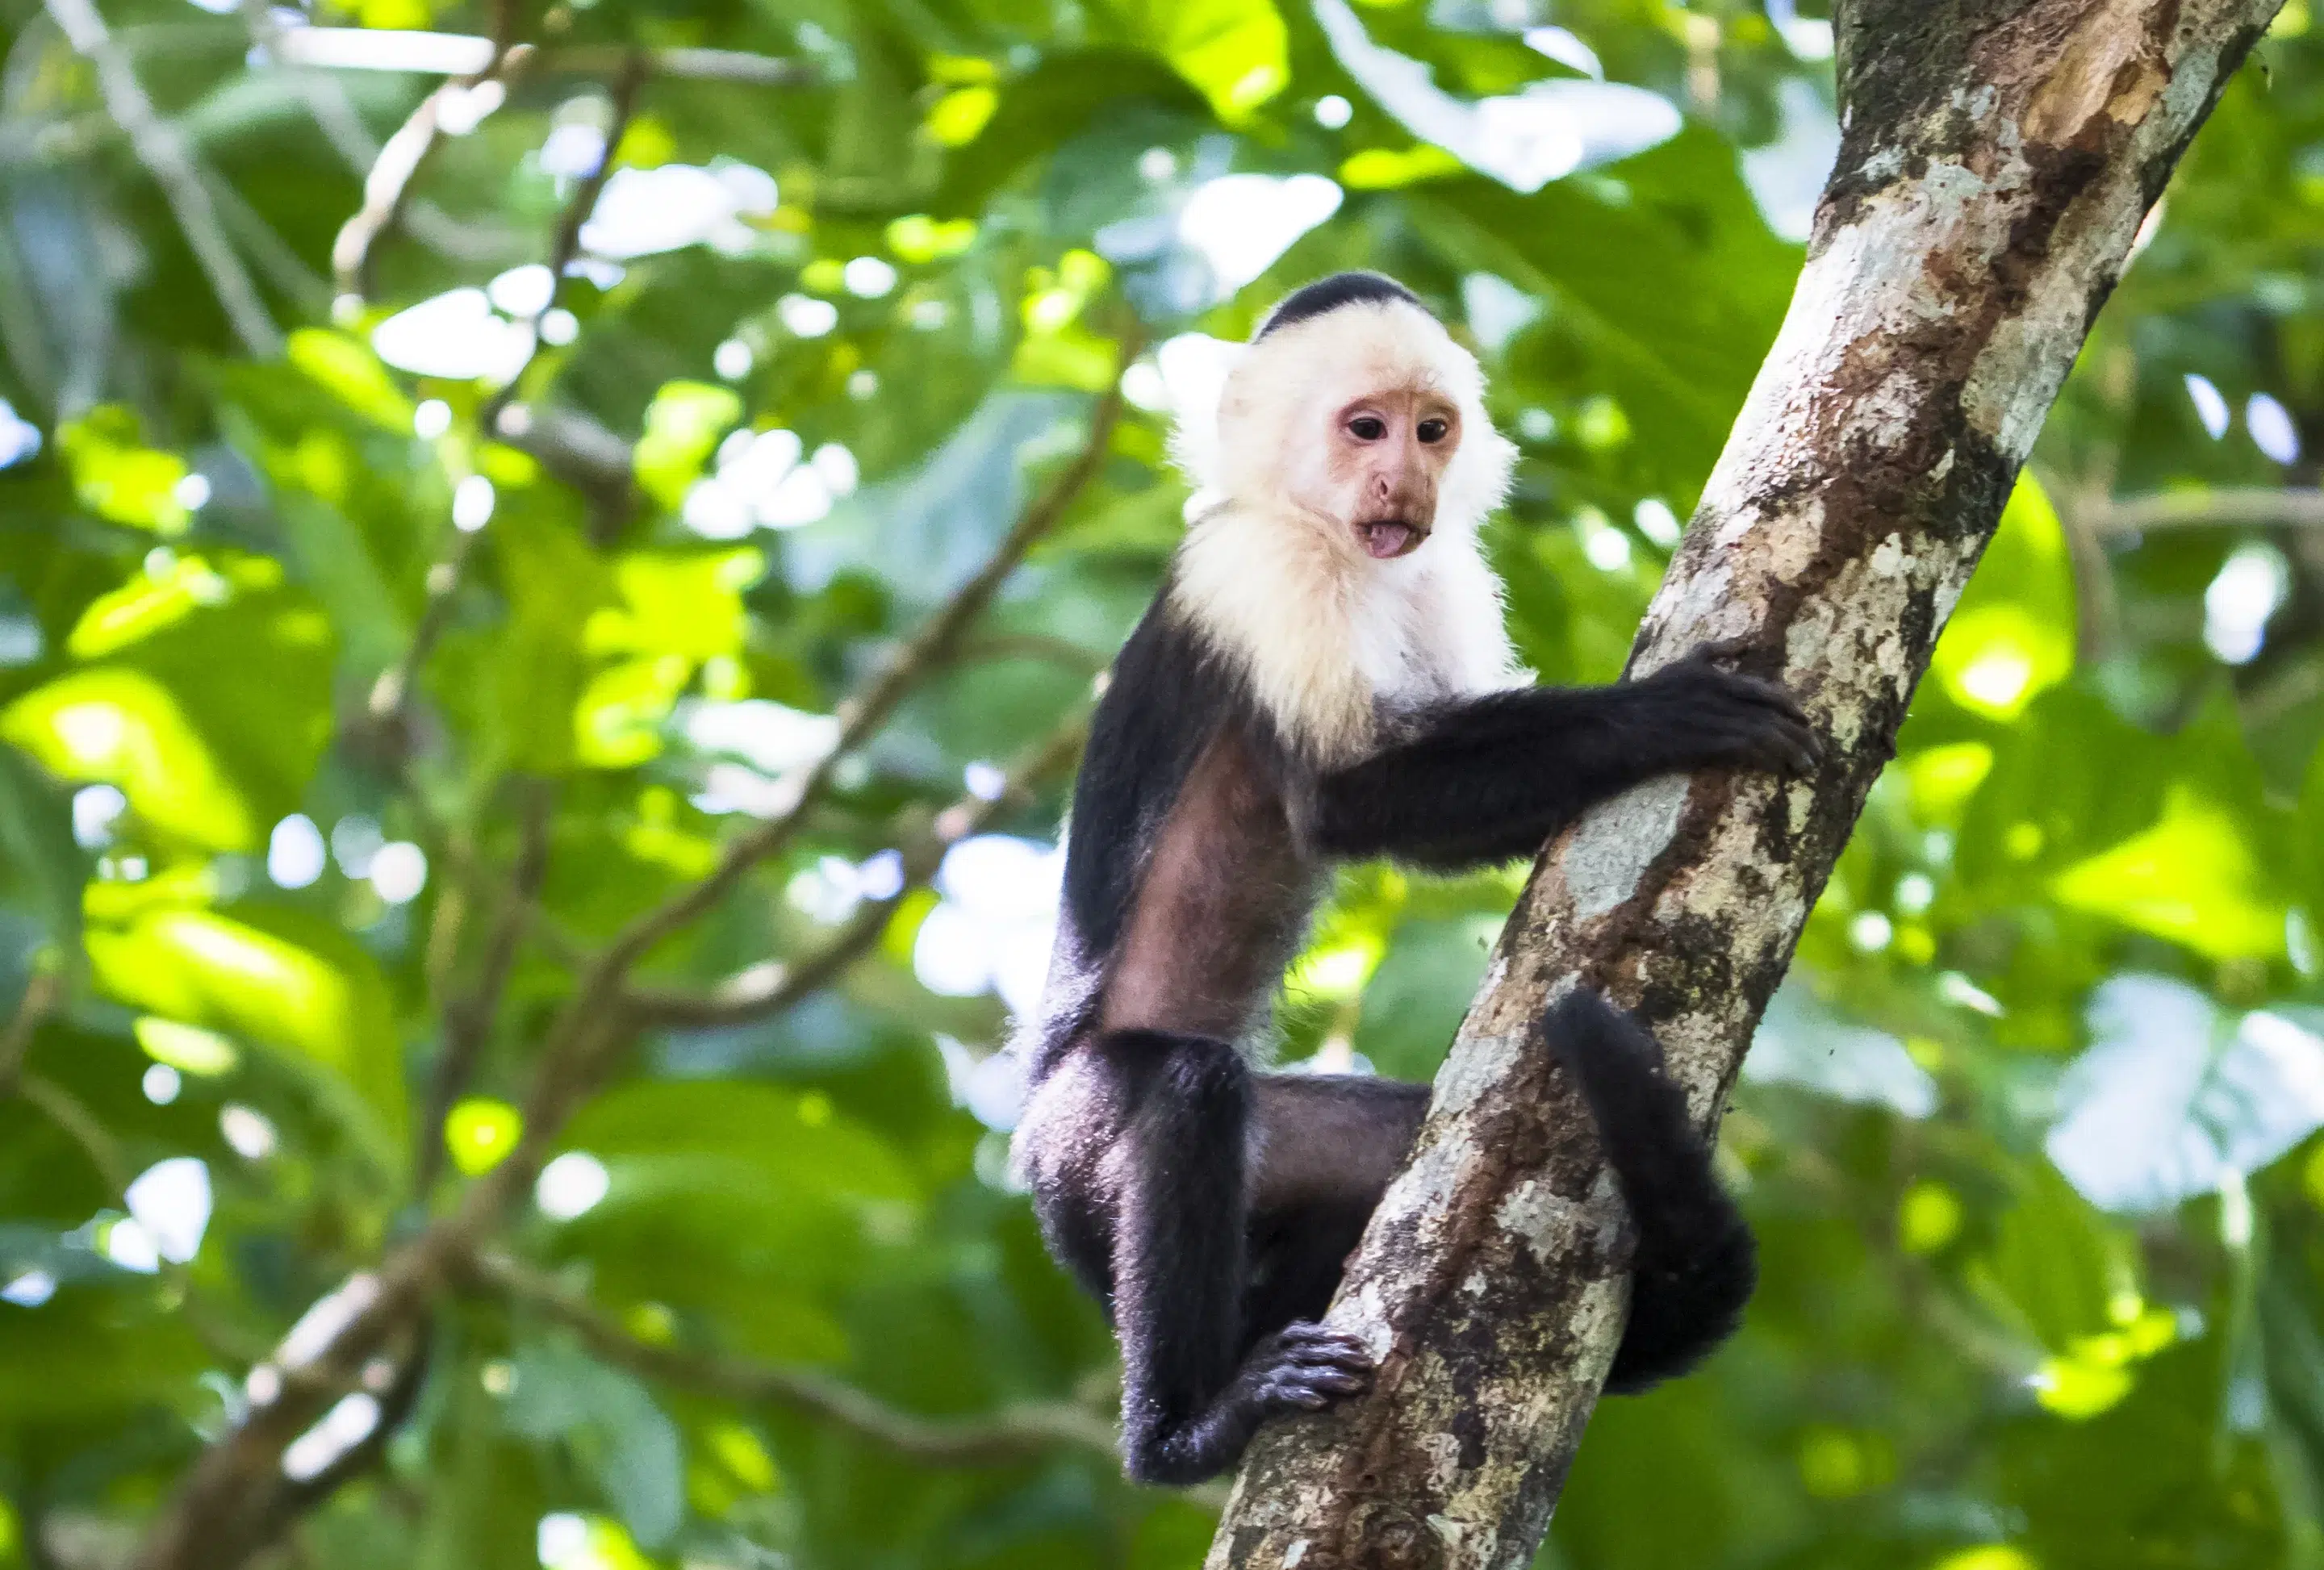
[2,0,2324,1566]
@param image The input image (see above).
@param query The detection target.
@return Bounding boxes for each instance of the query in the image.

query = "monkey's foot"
[1238,1322,1375,1414]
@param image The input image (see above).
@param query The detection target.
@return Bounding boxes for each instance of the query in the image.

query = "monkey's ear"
[1160,335,1247,495]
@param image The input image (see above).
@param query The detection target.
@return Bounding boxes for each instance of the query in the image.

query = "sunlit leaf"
[445,1098,523,1176]
[1114,0,1288,122]
[2050,783,2286,959]
[3,667,257,850]
[86,905,405,1167]
[66,553,282,661]
[1930,474,2076,720]
[286,328,416,432]
[633,383,743,512]
[56,407,190,535]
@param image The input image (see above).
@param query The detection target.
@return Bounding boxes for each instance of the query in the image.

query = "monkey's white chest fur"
[1170,504,1520,766]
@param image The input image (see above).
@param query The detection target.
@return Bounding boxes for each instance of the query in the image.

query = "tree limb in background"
[628,710,1089,1029]
[417,779,556,1192]
[271,28,813,89]
[590,365,1133,985]
[471,1251,1122,1464]
[42,0,281,358]
[127,370,1130,1570]
[362,56,648,745]
[1210,2,2286,1564]
[2088,485,2324,532]
[326,4,531,303]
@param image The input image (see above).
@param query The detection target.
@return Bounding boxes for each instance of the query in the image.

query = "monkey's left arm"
[1311,654,1819,869]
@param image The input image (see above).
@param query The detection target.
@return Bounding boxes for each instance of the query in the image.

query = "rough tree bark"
[1208,1,2285,1564]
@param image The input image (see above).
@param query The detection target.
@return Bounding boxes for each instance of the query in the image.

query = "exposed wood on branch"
[1209,2,2288,1564]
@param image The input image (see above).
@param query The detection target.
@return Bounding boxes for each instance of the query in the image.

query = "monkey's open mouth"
[1357,520,1426,560]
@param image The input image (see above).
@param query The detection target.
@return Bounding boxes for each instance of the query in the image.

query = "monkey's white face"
[1196,302,1510,571]
[1315,386,1462,560]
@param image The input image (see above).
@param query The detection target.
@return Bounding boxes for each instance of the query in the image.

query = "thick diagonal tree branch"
[1209,2,2285,1564]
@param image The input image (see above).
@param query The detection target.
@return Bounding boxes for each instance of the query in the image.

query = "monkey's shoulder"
[1062,599,1298,957]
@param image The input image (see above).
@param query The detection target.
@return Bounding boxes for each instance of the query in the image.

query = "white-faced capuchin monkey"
[1012,272,1820,1484]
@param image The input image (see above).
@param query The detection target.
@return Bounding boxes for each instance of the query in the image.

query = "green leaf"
[2050,781,2288,959]
[85,903,406,1168]
[286,328,416,433]
[0,743,90,962]
[633,383,743,512]
[505,1342,685,1549]
[56,407,191,535]
[487,512,613,776]
[1,557,332,853]
[1114,0,1288,123]
[2,666,259,850]
[1929,473,2077,720]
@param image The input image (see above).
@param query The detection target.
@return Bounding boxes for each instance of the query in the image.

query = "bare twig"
[363,57,647,739]
[630,712,1088,1028]
[478,48,647,432]
[327,4,532,303]
[2086,486,2324,533]
[472,1251,1121,1463]
[0,968,61,1096]
[596,369,1132,988]
[416,780,556,1191]
[43,0,280,357]
[269,28,812,88]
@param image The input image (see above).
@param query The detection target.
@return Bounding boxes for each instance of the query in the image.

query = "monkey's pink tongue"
[1361,523,1415,559]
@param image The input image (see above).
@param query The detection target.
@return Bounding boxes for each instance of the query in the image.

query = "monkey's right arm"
[1310,655,1820,870]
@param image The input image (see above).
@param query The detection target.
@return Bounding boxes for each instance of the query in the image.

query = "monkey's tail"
[1542,990,1756,1394]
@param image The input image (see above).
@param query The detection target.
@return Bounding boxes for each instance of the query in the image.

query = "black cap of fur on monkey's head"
[1252,271,1425,341]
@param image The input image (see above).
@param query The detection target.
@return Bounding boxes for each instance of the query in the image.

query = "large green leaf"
[85,902,406,1168]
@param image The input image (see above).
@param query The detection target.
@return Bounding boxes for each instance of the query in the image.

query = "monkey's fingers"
[1747,714,1824,775]
[1272,1322,1374,1365]
[1248,1323,1377,1411]
[1715,673,1812,727]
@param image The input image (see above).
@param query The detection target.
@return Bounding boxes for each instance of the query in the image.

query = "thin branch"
[478,48,647,432]
[363,58,646,739]
[17,1071,132,1198]
[596,366,1132,987]
[327,6,531,303]
[416,779,556,1192]
[268,28,812,88]
[0,968,61,1096]
[44,0,280,357]
[629,712,1089,1028]
[2085,486,2324,533]
[472,1251,1121,1464]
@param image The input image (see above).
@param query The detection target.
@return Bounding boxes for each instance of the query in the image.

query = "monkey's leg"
[1100,1030,1374,1484]
[1541,992,1756,1392]
[1313,653,1821,868]
[1243,1073,1431,1341]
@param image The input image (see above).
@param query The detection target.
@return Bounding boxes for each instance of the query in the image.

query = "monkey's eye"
[1417,417,1450,444]
[1348,415,1388,441]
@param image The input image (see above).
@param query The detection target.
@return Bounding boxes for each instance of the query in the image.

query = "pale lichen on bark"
[1209,2,2288,1566]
